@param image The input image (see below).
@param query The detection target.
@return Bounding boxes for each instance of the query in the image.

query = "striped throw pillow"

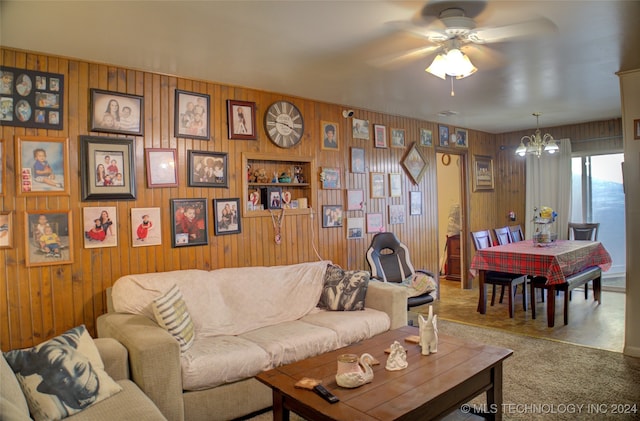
[152,284,195,353]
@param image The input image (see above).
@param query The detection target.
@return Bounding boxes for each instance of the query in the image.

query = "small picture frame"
[347,189,364,211]
[80,136,136,201]
[473,155,495,191]
[391,128,406,148]
[0,211,13,249]
[350,147,365,173]
[188,150,228,188]
[401,142,428,185]
[16,135,70,196]
[145,148,178,188]
[439,124,449,146]
[420,128,433,147]
[410,191,422,216]
[131,207,162,247]
[389,204,406,225]
[171,198,208,247]
[370,172,385,198]
[227,99,256,140]
[25,210,73,267]
[175,89,210,140]
[0,139,5,196]
[321,167,341,189]
[455,128,468,148]
[261,187,283,210]
[90,89,143,136]
[389,173,402,197]
[213,198,241,235]
[82,206,117,249]
[352,118,370,140]
[374,124,387,148]
[347,217,364,240]
[321,121,339,151]
[366,213,384,234]
[322,205,343,228]
[634,119,640,140]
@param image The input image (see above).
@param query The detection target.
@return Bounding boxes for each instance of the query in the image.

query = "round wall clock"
[264,100,304,148]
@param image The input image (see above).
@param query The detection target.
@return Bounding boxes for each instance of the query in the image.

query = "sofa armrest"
[96,312,184,421]
[365,280,408,330]
[94,337,129,381]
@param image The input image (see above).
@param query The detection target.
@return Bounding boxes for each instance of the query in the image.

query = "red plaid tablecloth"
[470,240,612,285]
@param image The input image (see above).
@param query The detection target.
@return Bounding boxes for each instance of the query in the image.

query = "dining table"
[470,239,612,319]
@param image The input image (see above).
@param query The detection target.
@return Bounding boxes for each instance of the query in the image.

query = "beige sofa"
[96,261,408,421]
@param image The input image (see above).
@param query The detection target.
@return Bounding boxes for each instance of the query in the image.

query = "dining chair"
[568,222,600,241]
[508,225,524,243]
[492,226,516,303]
[471,230,528,318]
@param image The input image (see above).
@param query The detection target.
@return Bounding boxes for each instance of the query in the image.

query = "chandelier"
[515,112,559,158]
[425,40,477,80]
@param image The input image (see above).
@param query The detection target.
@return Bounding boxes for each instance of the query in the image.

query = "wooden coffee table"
[256,326,512,421]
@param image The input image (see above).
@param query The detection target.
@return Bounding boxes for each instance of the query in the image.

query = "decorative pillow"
[318,264,370,311]
[402,272,437,298]
[2,325,122,421]
[152,284,195,353]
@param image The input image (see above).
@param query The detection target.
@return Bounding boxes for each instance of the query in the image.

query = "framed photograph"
[0,66,64,130]
[352,118,370,140]
[410,191,422,216]
[82,206,117,249]
[146,148,178,188]
[213,198,241,235]
[90,89,143,136]
[261,186,282,210]
[389,173,402,197]
[473,155,495,191]
[389,204,406,225]
[438,124,449,146]
[188,150,228,188]
[370,172,385,198]
[347,189,364,211]
[80,135,136,200]
[322,205,343,228]
[174,90,210,140]
[25,210,73,267]
[374,124,387,148]
[391,128,406,148]
[227,99,256,140]
[350,147,365,173]
[455,128,468,148]
[366,213,384,234]
[401,142,428,185]
[321,121,339,151]
[321,167,341,189]
[346,217,364,240]
[16,135,70,196]
[0,139,4,196]
[171,198,208,247]
[420,128,433,147]
[131,207,161,247]
[0,211,13,249]
[634,119,640,140]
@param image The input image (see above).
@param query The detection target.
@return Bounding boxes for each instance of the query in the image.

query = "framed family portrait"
[391,128,406,148]
[370,172,385,198]
[455,128,468,148]
[82,206,117,249]
[322,205,343,228]
[374,124,387,148]
[438,124,449,146]
[227,100,256,140]
[171,198,208,247]
[131,207,162,247]
[80,136,136,201]
[347,189,364,211]
[366,213,384,234]
[145,148,178,188]
[352,118,369,140]
[346,217,364,240]
[0,211,13,249]
[473,155,495,191]
[90,89,143,136]
[401,142,428,185]
[213,198,241,235]
[188,150,228,188]
[420,128,433,147]
[410,191,422,215]
[16,135,70,196]
[321,121,338,151]
[24,210,73,267]
[350,147,365,173]
[321,167,341,189]
[175,90,210,140]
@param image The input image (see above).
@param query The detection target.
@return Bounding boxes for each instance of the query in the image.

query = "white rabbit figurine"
[418,305,438,355]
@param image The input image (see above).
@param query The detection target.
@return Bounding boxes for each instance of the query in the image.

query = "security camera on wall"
[342,110,354,118]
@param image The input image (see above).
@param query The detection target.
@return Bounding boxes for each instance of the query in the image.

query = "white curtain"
[525,139,572,239]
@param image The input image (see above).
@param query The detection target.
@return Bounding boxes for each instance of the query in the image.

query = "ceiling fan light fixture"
[425,48,476,80]
[425,54,448,79]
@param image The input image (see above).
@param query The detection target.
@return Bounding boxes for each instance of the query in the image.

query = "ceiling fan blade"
[386,19,448,43]
[461,44,505,70]
[368,45,442,68]
[469,17,557,43]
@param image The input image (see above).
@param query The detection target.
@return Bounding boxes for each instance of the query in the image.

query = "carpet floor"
[245,320,640,421]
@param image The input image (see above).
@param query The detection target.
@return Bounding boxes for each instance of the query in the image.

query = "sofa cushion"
[3,325,122,421]
[403,272,438,298]
[152,284,195,353]
[1,353,31,420]
[318,264,369,311]
[300,308,390,347]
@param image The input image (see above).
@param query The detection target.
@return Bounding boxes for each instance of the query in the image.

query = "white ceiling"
[2,0,639,134]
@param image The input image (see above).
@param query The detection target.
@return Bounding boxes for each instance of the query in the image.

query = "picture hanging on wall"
[16,135,70,197]
[0,211,13,249]
[24,210,73,267]
[0,139,5,196]
[438,124,449,146]
[171,198,209,247]
[352,118,370,140]
[322,205,343,228]
[347,189,364,211]
[347,217,364,240]
[390,128,406,148]
[82,206,118,249]
[175,90,210,140]
[227,100,256,140]
[321,121,339,151]
[213,198,242,235]
[90,89,143,136]
[366,212,384,234]
[410,191,422,216]
[401,142,428,185]
[389,204,406,225]
[455,128,468,148]
[420,128,433,147]
[374,124,387,148]
[145,148,178,188]
[131,207,162,247]
[350,147,365,173]
[80,136,136,201]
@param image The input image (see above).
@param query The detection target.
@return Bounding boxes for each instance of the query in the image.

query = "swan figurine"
[335,353,375,388]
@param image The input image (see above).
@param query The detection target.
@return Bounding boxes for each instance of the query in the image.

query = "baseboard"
[623,345,640,358]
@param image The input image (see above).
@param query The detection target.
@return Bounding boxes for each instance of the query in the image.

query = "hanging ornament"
[269,208,285,245]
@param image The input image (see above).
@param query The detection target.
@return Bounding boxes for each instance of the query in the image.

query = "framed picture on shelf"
[389,173,402,197]
[347,189,364,211]
[346,217,364,240]
[16,135,70,196]
[374,124,387,148]
[0,211,13,249]
[175,89,210,140]
[90,89,143,136]
[80,135,136,201]
[438,124,449,146]
[213,198,241,235]
[391,128,405,148]
[171,198,208,247]
[370,172,385,198]
[473,155,495,191]
[366,213,384,234]
[82,206,117,249]
[322,205,343,228]
[321,121,339,150]
[131,207,162,247]
[145,148,178,188]
[24,210,73,267]
[352,118,369,140]
[420,128,433,147]
[389,204,406,225]
[401,142,428,185]
[410,191,422,215]
[455,128,468,148]
[350,147,365,173]
[261,186,283,210]
[188,150,228,188]
[227,99,256,140]
[321,167,341,189]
